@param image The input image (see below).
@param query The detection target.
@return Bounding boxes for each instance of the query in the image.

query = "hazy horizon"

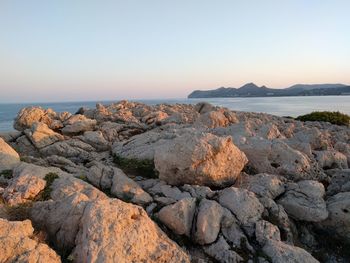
[1,0,350,103]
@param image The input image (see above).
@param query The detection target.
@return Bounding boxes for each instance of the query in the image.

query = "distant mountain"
[286,83,346,91]
[188,83,350,98]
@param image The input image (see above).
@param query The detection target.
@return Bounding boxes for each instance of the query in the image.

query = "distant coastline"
[188,83,350,98]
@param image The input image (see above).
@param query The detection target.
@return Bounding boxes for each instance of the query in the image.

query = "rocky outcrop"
[14,107,60,131]
[110,167,153,205]
[24,122,64,149]
[194,199,228,245]
[4,101,350,262]
[73,199,191,263]
[155,132,248,187]
[157,197,196,237]
[218,187,264,226]
[321,191,350,241]
[0,138,20,171]
[277,180,328,222]
[0,218,60,263]
[61,115,97,135]
[237,173,285,199]
[262,239,319,263]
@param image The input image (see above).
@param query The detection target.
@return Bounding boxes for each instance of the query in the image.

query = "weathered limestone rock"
[157,197,196,237]
[24,122,64,149]
[50,176,107,201]
[12,135,39,157]
[40,139,95,162]
[111,167,153,205]
[262,239,319,263]
[3,162,68,205]
[259,197,294,244]
[218,187,264,226]
[0,218,61,263]
[203,235,243,263]
[113,129,178,160]
[194,110,232,128]
[321,191,350,241]
[61,114,96,135]
[315,150,348,170]
[86,161,114,190]
[0,138,20,171]
[181,184,215,199]
[194,199,225,245]
[241,139,315,180]
[73,199,191,263]
[77,131,109,151]
[3,173,46,206]
[221,218,252,251]
[238,173,285,199]
[160,185,192,200]
[326,169,350,196]
[278,180,328,222]
[141,111,169,125]
[255,220,281,245]
[194,102,216,114]
[14,107,57,131]
[30,176,107,252]
[0,130,22,142]
[155,132,248,187]
[31,193,91,252]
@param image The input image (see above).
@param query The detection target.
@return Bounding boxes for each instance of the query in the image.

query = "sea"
[0,96,349,132]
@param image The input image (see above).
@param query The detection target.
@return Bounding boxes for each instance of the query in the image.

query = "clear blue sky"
[0,0,349,102]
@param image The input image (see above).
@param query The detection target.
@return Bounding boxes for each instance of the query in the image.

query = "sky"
[0,0,350,102]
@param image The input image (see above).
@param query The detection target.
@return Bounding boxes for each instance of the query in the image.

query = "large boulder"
[326,169,350,196]
[237,173,285,199]
[203,235,243,263]
[194,110,238,128]
[0,218,61,262]
[3,162,68,205]
[72,199,191,263]
[77,131,109,151]
[194,199,228,245]
[262,239,319,263]
[154,132,248,187]
[277,180,328,222]
[315,150,348,170]
[24,122,64,149]
[157,197,196,237]
[113,129,179,160]
[111,167,153,205]
[0,138,20,171]
[61,115,97,135]
[218,187,264,227]
[321,191,350,241]
[30,176,107,252]
[14,106,57,131]
[40,139,96,162]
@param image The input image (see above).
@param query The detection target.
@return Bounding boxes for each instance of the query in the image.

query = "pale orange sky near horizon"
[1,0,349,102]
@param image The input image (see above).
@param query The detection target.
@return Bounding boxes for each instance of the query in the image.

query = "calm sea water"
[0,96,349,132]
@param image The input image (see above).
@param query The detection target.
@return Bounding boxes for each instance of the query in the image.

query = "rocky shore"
[0,100,349,263]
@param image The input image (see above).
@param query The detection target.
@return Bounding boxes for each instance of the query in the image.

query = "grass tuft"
[113,154,158,178]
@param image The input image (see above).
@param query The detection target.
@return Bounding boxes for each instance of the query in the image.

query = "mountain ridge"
[188,83,350,98]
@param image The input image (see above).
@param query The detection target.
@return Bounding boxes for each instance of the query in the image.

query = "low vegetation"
[0,169,13,180]
[296,111,350,126]
[113,155,158,178]
[36,172,59,201]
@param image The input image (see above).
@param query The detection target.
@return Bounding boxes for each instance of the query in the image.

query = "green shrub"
[113,155,158,178]
[296,111,350,126]
[0,169,13,179]
[36,172,59,201]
